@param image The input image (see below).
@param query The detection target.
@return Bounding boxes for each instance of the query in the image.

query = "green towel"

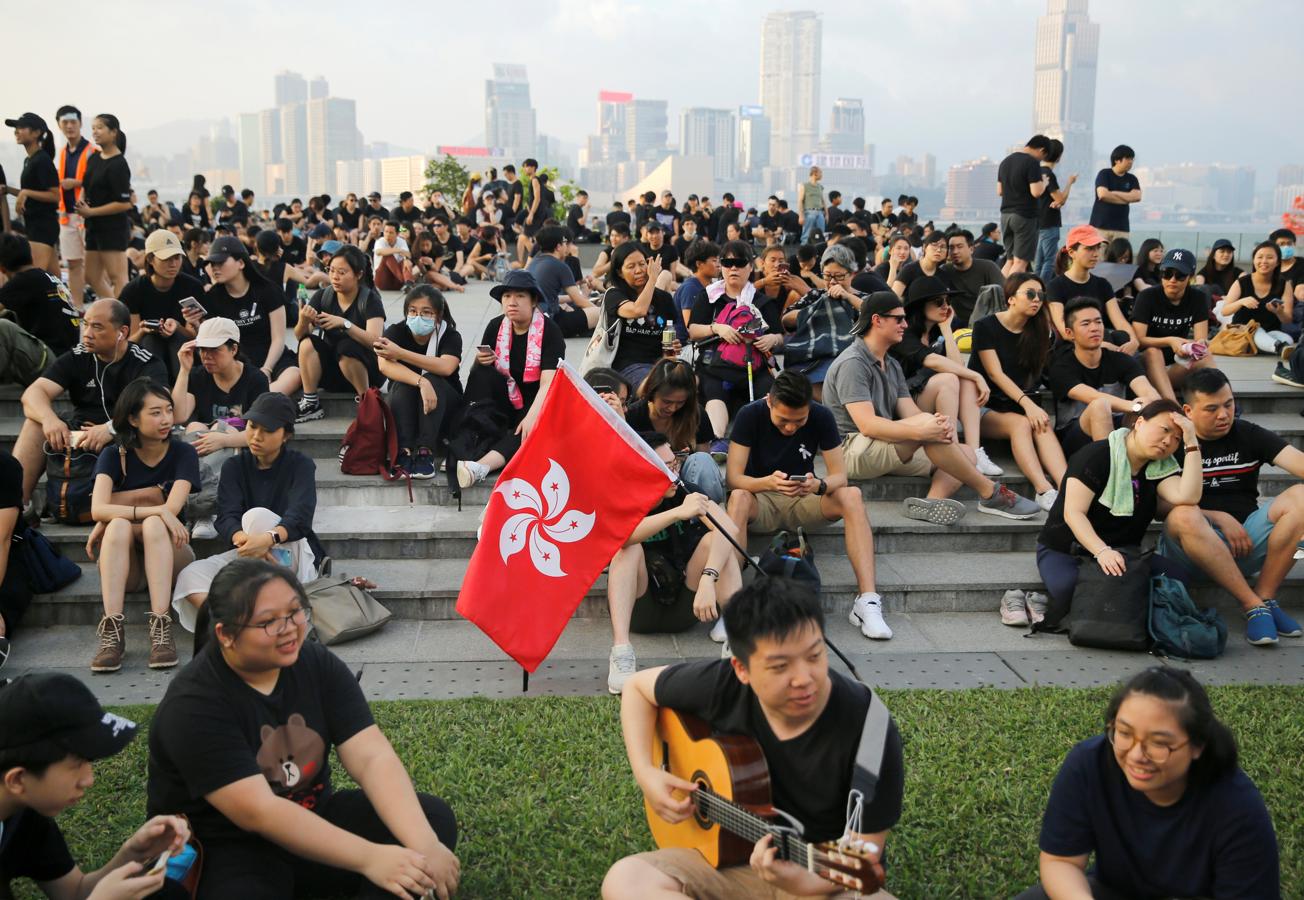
[1100,427,1179,517]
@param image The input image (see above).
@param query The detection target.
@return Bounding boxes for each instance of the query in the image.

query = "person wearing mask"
[119,229,203,383]
[293,246,385,421]
[1035,398,1201,611]
[1017,668,1278,899]
[996,135,1051,276]
[86,378,198,672]
[77,114,132,300]
[1033,138,1076,284]
[1194,238,1242,299]
[1047,225,1139,354]
[968,273,1065,512]
[200,235,297,396]
[173,317,269,455]
[1219,241,1294,354]
[4,113,60,276]
[605,241,680,389]
[11,299,166,507]
[1048,297,1160,457]
[623,358,723,503]
[375,286,463,480]
[1088,144,1142,245]
[54,106,96,309]
[0,233,81,385]
[148,558,460,899]
[1129,248,1214,401]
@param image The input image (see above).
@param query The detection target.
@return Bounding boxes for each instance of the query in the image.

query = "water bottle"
[662,320,676,357]
[296,283,309,306]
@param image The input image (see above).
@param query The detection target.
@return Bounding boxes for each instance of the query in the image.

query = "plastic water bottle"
[297,283,309,306]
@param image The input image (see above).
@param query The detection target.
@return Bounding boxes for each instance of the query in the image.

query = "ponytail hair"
[1105,666,1239,787]
[95,114,126,152]
[37,128,55,159]
[1053,246,1072,277]
[330,244,374,289]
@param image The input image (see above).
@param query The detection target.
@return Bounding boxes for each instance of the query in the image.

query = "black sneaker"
[410,449,436,479]
[1272,362,1304,389]
[295,397,326,422]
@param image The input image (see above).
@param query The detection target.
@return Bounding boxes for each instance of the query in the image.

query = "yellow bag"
[1208,321,1258,357]
[954,327,974,353]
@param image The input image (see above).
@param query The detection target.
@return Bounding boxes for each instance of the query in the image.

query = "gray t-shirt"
[526,254,577,319]
[822,339,910,436]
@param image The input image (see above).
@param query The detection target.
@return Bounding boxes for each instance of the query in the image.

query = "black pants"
[138,328,190,384]
[463,365,528,462]
[195,788,457,900]
[389,375,461,452]
[306,333,382,394]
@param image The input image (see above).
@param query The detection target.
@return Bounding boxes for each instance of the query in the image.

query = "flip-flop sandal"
[901,497,966,526]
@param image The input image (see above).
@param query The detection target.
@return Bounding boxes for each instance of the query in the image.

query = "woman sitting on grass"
[1017,667,1278,899]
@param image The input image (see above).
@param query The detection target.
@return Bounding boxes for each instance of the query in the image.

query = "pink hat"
[1064,224,1106,249]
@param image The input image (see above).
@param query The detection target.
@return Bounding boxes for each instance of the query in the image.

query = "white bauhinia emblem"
[496,459,596,577]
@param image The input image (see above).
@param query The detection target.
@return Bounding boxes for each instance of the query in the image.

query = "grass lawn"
[16,686,1302,899]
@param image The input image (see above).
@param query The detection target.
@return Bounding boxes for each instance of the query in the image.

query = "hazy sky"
[5,0,1299,185]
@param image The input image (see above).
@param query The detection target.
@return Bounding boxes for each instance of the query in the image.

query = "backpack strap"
[846,684,891,832]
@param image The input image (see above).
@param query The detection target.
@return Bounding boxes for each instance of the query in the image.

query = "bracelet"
[1094,546,1111,559]
[1015,393,1030,407]
[702,567,721,582]
[1185,445,1200,454]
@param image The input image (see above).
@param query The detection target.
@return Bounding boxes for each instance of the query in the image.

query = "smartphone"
[778,262,790,275]
[179,297,206,317]
[477,344,493,354]
[148,849,170,876]
[787,473,809,483]
[141,319,161,331]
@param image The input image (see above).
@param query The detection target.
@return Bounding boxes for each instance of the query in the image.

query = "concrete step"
[29,551,1304,627]
[0,388,363,421]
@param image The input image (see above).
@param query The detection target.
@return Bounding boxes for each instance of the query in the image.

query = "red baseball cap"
[1065,224,1107,249]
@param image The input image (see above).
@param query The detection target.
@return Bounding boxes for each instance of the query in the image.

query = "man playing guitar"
[602,578,905,899]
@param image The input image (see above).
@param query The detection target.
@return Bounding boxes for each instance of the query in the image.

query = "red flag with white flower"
[456,362,674,672]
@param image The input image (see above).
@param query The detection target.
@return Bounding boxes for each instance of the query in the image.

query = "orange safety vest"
[57,140,98,225]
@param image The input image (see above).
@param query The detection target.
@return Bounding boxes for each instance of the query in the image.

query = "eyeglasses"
[1160,269,1190,281]
[1107,726,1189,762]
[824,270,849,281]
[238,606,311,637]
[1018,289,1046,301]
[720,257,750,269]
[668,452,688,473]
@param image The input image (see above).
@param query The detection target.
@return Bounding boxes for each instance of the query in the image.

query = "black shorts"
[1000,211,1037,263]
[1055,412,1125,457]
[630,580,699,635]
[25,215,59,247]
[552,306,591,338]
[304,333,381,393]
[84,218,131,252]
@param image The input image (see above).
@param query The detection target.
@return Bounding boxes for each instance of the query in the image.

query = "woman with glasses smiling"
[148,558,461,899]
[1017,667,1278,899]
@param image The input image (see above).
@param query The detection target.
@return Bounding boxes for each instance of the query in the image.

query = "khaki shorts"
[752,491,830,534]
[841,433,932,481]
[60,216,85,261]
[634,847,895,900]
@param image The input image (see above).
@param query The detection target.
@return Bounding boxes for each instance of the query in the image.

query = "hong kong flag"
[456,362,674,672]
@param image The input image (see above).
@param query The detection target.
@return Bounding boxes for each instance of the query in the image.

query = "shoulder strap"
[850,684,891,804]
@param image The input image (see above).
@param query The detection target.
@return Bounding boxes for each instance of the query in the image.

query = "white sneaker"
[191,516,218,540]
[607,643,636,694]
[850,592,892,640]
[974,446,1004,477]
[1000,590,1030,626]
[720,639,733,660]
[1035,489,1059,512]
[709,617,727,643]
[457,460,488,489]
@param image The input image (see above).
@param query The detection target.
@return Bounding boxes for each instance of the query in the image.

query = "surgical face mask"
[1281,245,1296,261]
[407,315,436,336]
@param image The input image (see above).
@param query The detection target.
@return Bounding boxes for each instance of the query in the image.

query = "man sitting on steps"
[1158,367,1304,646]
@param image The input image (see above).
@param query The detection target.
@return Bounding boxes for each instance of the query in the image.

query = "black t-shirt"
[182,206,210,229]
[336,206,362,230]
[93,439,200,498]
[889,328,942,381]
[19,149,59,230]
[281,234,307,266]
[0,268,81,353]
[81,153,131,231]
[507,181,525,216]
[654,660,905,843]
[781,210,800,233]
[567,204,587,231]
[1047,273,1115,311]
[967,315,1037,413]
[1130,286,1210,340]
[1037,167,1061,228]
[1196,420,1288,522]
[119,272,206,327]
[43,343,168,425]
[0,807,76,887]
[478,314,564,412]
[307,287,385,350]
[605,286,678,371]
[644,241,679,272]
[653,206,681,234]
[941,259,1004,329]
[973,240,1003,262]
[381,321,463,391]
[1039,735,1278,899]
[0,450,29,587]
[997,151,1042,217]
[1047,348,1143,425]
[641,484,708,568]
[1039,439,1175,553]
[58,139,92,213]
[624,398,712,450]
[1089,169,1140,233]
[392,204,422,225]
[870,211,897,228]
[1229,274,1287,330]
[892,261,948,294]
[758,211,783,235]
[203,281,286,365]
[216,199,249,224]
[186,364,270,424]
[730,399,839,478]
[147,640,375,844]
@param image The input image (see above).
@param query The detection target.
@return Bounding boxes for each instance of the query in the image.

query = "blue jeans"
[1034,226,1060,284]
[801,211,825,245]
[680,451,725,504]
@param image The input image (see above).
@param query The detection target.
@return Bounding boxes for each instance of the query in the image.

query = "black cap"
[204,235,249,265]
[367,192,382,200]
[309,223,332,239]
[1211,238,1235,252]
[850,291,906,336]
[489,269,545,306]
[905,275,960,310]
[0,673,137,761]
[1160,248,1195,276]
[243,392,297,431]
[221,184,235,196]
[5,112,48,132]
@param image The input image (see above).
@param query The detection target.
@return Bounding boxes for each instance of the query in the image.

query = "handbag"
[304,574,392,645]
[1208,321,1257,357]
[1149,573,1227,660]
[756,529,820,593]
[1067,546,1152,651]
[13,524,82,593]
[784,290,855,369]
[43,442,99,525]
[580,290,623,374]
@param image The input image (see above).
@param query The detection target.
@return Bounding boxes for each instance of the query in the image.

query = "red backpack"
[340,388,403,480]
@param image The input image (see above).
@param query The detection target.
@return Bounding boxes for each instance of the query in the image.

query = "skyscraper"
[484,64,538,160]
[759,11,822,169]
[280,103,309,195]
[306,97,360,194]
[680,108,736,182]
[309,76,329,100]
[597,90,632,163]
[626,100,669,163]
[823,98,864,155]
[1033,0,1099,188]
[274,71,307,108]
[738,106,771,179]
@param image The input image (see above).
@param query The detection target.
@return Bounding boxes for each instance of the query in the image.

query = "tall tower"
[824,98,865,154]
[484,64,538,160]
[680,108,737,183]
[759,11,822,170]
[625,100,669,164]
[274,71,307,108]
[1033,0,1099,187]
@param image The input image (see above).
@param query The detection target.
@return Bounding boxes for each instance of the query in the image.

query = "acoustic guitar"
[646,707,882,894]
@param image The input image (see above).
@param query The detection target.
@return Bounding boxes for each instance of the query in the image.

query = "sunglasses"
[1160,269,1189,281]
[875,313,907,322]
[1018,289,1046,301]
[720,257,750,269]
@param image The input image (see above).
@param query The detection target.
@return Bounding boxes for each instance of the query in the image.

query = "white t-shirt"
[371,236,410,272]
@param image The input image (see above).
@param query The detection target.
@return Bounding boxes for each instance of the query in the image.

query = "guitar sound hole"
[690,771,713,830]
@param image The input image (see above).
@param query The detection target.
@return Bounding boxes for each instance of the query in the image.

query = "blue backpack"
[14,525,82,594]
[1148,574,1227,660]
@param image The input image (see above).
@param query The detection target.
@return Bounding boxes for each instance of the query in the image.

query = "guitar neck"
[693,787,809,868]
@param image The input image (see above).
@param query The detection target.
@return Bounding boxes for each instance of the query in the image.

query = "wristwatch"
[267,530,283,544]
[1131,400,1144,414]
[342,319,354,331]
[815,477,827,496]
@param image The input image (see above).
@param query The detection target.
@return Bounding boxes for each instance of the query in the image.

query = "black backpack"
[443,399,510,509]
[1065,546,1153,651]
